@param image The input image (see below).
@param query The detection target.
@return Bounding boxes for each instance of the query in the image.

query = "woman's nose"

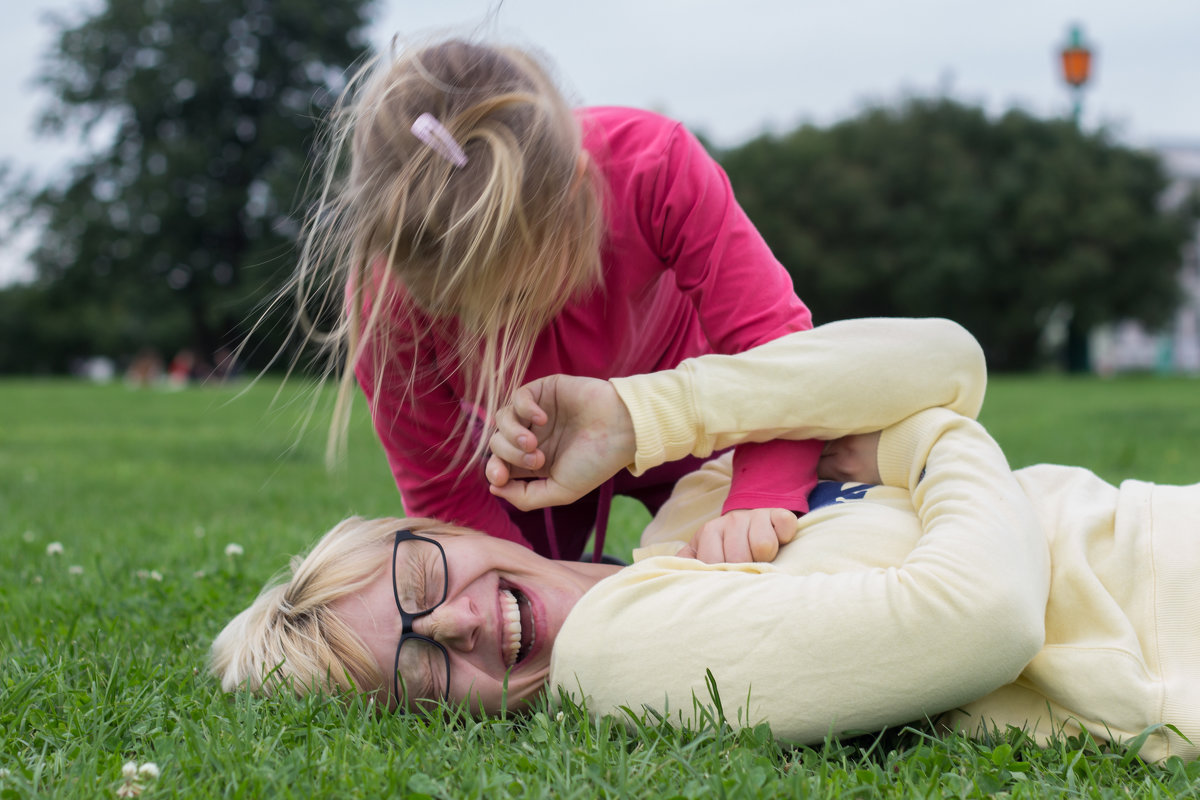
[414,596,481,651]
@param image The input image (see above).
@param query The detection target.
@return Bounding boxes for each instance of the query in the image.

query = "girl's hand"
[818,432,883,485]
[486,375,636,510]
[675,508,797,563]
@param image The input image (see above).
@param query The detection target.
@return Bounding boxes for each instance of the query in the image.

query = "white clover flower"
[149,570,163,582]
[192,570,206,579]
[224,543,244,557]
[0,767,11,779]
[193,525,205,538]
[45,542,64,556]
[116,760,159,797]
[68,565,84,576]
[136,569,149,580]
[555,711,565,723]
[22,530,35,542]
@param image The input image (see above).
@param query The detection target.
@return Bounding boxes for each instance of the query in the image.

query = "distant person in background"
[124,348,163,388]
[167,349,195,388]
[210,347,240,382]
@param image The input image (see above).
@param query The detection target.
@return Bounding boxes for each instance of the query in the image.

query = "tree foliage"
[720,99,1199,370]
[8,0,373,372]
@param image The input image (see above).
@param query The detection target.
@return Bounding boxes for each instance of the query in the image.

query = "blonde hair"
[295,39,605,468]
[209,516,477,698]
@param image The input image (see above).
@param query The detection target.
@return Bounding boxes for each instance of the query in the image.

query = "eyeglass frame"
[391,529,452,710]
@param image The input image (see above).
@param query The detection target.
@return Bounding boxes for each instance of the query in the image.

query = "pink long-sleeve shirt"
[356,106,821,550]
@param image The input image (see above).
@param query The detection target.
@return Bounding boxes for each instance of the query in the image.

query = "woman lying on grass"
[211,317,1200,763]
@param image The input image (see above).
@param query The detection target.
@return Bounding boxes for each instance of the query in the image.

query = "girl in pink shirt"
[294,38,821,561]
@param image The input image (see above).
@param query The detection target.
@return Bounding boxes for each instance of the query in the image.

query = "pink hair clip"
[411,112,468,167]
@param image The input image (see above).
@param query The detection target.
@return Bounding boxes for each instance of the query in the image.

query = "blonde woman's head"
[210,514,607,713]
[209,516,472,699]
[299,39,604,467]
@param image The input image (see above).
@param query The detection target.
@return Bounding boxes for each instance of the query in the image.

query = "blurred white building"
[1091,143,1200,375]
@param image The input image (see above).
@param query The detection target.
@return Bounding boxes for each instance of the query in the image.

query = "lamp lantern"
[1059,24,1093,123]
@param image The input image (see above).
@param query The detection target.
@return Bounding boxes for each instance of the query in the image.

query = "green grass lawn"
[2,373,1200,798]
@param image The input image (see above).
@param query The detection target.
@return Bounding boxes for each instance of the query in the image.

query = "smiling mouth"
[500,587,535,669]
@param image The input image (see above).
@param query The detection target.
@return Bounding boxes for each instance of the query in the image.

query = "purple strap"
[540,477,615,562]
[591,479,614,563]
[542,506,560,561]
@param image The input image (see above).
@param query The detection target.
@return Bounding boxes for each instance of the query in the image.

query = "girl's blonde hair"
[209,516,476,698]
[297,38,605,467]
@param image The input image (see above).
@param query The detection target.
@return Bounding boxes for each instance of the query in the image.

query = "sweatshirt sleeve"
[610,317,986,475]
[645,119,821,513]
[647,118,811,354]
[549,407,1050,742]
[723,439,822,514]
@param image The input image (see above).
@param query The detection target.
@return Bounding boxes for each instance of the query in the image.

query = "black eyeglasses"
[391,529,451,711]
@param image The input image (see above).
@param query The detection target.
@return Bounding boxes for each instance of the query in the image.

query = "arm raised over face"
[487,317,985,508]
[486,374,636,511]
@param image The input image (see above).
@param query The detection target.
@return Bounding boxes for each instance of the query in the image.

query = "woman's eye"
[395,539,445,612]
[396,558,425,611]
[424,561,445,608]
[414,563,430,608]
[426,648,446,696]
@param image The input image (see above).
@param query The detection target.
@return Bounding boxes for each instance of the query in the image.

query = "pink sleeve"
[647,122,819,514]
[725,439,822,514]
[355,318,532,547]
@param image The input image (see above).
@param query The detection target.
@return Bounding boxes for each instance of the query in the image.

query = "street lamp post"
[1059,24,1093,125]
[1058,24,1096,372]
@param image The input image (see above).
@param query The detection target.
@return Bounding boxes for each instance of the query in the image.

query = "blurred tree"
[721,99,1199,370]
[8,0,373,372]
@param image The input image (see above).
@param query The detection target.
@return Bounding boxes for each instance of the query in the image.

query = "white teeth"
[500,589,521,668]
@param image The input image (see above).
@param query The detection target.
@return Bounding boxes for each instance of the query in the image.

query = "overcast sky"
[3,0,1199,281]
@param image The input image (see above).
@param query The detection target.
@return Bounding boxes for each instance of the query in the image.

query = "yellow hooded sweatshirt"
[549,317,1200,762]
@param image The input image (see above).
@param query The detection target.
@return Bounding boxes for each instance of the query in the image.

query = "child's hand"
[818,432,883,485]
[675,508,797,563]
